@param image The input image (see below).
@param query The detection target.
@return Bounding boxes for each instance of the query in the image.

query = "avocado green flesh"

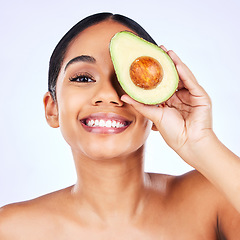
[110,31,179,105]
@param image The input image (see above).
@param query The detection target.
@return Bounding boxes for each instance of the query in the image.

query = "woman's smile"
[51,20,152,159]
[80,112,132,134]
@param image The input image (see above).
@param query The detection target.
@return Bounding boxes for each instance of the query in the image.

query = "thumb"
[121,94,164,124]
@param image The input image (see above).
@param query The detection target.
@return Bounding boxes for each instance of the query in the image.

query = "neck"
[71,146,151,222]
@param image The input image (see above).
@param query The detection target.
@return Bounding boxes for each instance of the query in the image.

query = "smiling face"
[44,20,152,160]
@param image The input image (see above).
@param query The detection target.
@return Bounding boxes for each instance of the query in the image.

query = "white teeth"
[111,120,117,128]
[87,119,94,127]
[99,119,105,127]
[90,119,94,126]
[106,120,112,127]
[86,119,127,128]
[95,119,99,127]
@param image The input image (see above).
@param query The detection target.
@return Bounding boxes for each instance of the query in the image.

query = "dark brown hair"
[48,12,157,100]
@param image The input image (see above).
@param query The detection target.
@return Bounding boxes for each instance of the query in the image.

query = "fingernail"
[121,95,131,104]
[160,45,167,52]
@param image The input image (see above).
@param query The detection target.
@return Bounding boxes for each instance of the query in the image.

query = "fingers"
[161,45,206,97]
[178,79,184,90]
[160,45,187,90]
[121,95,163,123]
[160,45,168,52]
[167,50,198,84]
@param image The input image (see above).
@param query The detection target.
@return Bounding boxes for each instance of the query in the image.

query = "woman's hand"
[121,47,213,159]
[122,47,240,214]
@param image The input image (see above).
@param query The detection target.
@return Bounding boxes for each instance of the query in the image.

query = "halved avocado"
[110,31,179,105]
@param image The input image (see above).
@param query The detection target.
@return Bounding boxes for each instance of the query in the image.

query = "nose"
[92,73,124,107]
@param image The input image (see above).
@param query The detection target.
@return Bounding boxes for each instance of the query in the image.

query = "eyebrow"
[64,55,96,71]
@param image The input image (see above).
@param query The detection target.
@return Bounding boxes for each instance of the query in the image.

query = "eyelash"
[69,73,95,83]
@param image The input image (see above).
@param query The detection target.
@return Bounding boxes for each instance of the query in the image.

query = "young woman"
[0,12,240,239]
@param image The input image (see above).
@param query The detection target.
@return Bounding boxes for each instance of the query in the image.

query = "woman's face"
[52,20,152,160]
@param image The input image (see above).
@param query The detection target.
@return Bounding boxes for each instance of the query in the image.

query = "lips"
[80,112,132,134]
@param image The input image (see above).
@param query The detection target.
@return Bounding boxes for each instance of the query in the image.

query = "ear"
[43,92,59,128]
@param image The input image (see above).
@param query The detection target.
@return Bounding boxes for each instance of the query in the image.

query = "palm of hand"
[121,49,213,155]
[157,84,212,152]
[147,48,213,153]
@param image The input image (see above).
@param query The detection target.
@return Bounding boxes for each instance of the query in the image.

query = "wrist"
[178,130,240,213]
[177,129,218,168]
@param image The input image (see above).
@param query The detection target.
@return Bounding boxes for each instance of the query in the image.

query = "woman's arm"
[121,47,240,213]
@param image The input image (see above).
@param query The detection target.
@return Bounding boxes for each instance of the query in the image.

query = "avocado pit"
[129,56,163,89]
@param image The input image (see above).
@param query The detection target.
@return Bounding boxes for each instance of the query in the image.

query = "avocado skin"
[110,31,179,105]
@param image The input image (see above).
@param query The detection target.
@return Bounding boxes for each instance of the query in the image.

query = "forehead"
[63,20,133,63]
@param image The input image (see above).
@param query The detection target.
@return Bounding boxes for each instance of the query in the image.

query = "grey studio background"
[0,0,240,206]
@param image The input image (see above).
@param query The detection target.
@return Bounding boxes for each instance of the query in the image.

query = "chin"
[82,144,131,161]
[72,140,144,162]
[65,118,152,162]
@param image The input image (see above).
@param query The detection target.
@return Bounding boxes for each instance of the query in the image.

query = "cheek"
[56,88,89,145]
[57,85,90,118]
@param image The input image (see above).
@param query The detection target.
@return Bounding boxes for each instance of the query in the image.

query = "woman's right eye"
[69,74,96,83]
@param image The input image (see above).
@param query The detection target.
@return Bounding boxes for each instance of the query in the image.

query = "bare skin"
[1,20,240,239]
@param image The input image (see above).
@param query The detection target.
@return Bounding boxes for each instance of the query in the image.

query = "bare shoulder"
[148,170,218,195]
[148,170,221,217]
[148,170,240,237]
[0,202,35,240]
[0,186,72,240]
